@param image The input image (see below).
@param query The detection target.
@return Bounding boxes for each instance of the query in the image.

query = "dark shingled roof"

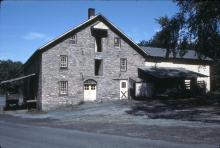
[139,67,208,79]
[140,46,213,61]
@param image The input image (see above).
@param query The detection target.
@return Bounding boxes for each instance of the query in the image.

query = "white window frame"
[70,34,77,44]
[60,55,68,69]
[120,58,127,72]
[59,81,68,95]
[84,85,89,90]
[114,37,121,48]
[91,85,96,90]
[121,82,126,88]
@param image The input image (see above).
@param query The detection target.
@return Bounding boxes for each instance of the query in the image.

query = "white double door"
[120,80,128,99]
[84,84,96,101]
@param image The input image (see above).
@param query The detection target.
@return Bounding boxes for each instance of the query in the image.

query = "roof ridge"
[38,15,100,50]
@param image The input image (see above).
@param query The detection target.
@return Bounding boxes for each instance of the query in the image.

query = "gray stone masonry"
[41,21,145,110]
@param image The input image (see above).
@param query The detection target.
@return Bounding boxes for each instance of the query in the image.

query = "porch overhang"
[0,73,36,85]
[138,67,207,80]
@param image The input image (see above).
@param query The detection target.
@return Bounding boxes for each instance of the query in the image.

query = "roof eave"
[24,14,149,68]
[145,55,214,65]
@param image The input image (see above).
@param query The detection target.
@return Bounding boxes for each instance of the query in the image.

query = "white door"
[84,84,96,101]
[120,80,128,99]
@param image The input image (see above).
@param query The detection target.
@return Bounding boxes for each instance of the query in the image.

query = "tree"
[176,0,220,59]
[139,14,185,58]
[140,0,220,60]
[0,60,23,93]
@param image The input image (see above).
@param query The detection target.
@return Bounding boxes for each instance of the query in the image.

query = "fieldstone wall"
[41,21,145,110]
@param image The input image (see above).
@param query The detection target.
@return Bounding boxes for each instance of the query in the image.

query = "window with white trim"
[84,85,89,90]
[60,55,68,69]
[91,85,96,90]
[120,58,127,72]
[70,34,77,44]
[114,37,121,48]
[122,82,126,88]
[59,81,68,95]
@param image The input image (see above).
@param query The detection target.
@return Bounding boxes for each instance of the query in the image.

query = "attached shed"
[0,73,36,109]
[137,67,208,98]
[140,46,213,91]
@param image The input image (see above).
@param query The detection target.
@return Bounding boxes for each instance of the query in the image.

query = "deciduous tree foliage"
[177,0,220,59]
[0,60,23,93]
[139,0,220,60]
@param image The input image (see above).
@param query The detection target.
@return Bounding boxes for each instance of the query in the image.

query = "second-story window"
[114,37,121,48]
[60,55,68,69]
[120,58,127,72]
[95,59,103,76]
[70,34,77,44]
[95,37,102,52]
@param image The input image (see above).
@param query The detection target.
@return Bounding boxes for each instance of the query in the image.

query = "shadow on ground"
[127,93,220,123]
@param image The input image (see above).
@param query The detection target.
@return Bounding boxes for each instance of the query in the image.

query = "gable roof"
[24,14,148,67]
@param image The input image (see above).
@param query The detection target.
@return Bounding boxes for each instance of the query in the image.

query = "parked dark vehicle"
[5,93,19,108]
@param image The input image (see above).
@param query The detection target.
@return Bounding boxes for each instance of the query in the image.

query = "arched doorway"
[84,79,97,101]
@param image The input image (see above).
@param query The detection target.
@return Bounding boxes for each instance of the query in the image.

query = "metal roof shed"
[138,67,207,80]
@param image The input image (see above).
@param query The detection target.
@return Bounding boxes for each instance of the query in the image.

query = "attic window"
[95,59,103,76]
[60,55,68,69]
[70,34,77,44]
[95,37,102,52]
[114,37,121,48]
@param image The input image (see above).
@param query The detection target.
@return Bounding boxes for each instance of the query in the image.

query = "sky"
[0,0,178,63]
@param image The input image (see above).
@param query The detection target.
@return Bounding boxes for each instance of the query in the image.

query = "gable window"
[59,81,68,95]
[60,55,68,69]
[120,58,127,72]
[95,37,102,52]
[70,34,77,44]
[114,37,121,48]
[95,59,103,76]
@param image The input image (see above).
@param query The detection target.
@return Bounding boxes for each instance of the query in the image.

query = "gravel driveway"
[2,100,220,146]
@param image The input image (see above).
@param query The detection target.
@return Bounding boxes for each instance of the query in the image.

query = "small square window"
[59,81,68,95]
[122,82,126,88]
[114,37,121,48]
[91,85,96,90]
[70,34,77,44]
[120,58,127,72]
[84,85,89,90]
[60,55,68,69]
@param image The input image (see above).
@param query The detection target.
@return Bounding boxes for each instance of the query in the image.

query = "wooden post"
[5,92,8,107]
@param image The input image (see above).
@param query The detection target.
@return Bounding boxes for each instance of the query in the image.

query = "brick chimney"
[88,8,95,19]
